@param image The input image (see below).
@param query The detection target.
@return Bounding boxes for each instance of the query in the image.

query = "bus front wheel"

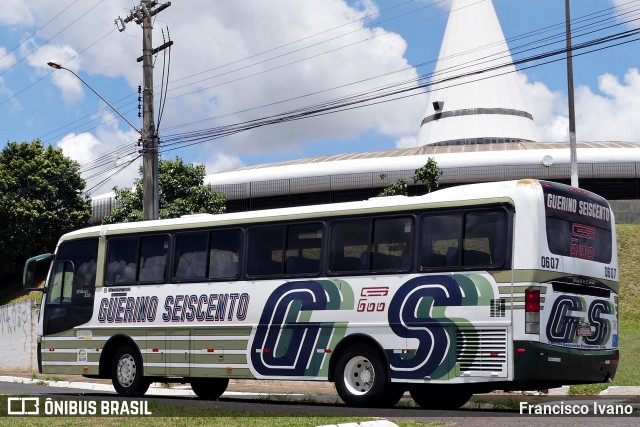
[334,344,390,407]
[111,344,150,397]
[190,378,229,400]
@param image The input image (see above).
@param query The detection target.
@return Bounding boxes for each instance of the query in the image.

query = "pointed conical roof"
[417,0,538,146]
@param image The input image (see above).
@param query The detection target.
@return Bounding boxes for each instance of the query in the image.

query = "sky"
[1,0,639,195]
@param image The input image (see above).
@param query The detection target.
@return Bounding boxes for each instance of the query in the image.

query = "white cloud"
[18,0,423,158]
[1,0,33,25]
[23,42,84,104]
[574,68,640,141]
[613,0,640,28]
[517,72,568,141]
[57,110,141,195]
[58,131,101,164]
[205,152,244,175]
[519,68,640,142]
[7,0,425,188]
[0,48,19,108]
[394,135,418,149]
[0,78,18,111]
[0,47,17,71]
[153,0,424,156]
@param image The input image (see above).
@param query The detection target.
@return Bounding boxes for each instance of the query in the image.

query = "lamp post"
[47,61,140,134]
[47,61,161,221]
[565,0,579,188]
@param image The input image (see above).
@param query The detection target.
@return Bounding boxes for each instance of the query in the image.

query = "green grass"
[617,224,640,322]
[568,224,640,394]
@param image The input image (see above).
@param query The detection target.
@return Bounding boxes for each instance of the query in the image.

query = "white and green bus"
[24,179,618,408]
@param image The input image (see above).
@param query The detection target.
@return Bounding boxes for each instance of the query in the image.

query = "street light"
[47,60,140,134]
[564,1,579,188]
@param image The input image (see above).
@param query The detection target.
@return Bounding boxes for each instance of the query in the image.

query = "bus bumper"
[513,341,618,385]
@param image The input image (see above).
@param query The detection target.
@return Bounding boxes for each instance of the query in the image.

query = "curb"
[318,422,399,427]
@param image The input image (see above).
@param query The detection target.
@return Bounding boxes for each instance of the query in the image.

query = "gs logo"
[546,295,614,346]
[386,274,493,380]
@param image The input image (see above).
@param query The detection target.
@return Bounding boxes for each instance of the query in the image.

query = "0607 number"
[541,256,559,269]
[605,267,617,279]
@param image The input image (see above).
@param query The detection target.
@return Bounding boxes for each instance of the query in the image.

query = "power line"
[34,0,453,141]
[69,2,640,181]
[0,27,117,108]
[165,0,429,87]
[32,0,639,146]
[0,0,106,80]
[154,8,640,143]
[20,19,640,199]
[0,0,83,65]
[155,26,640,154]
[30,1,640,196]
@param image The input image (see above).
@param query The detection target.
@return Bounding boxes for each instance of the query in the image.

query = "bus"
[23,179,619,408]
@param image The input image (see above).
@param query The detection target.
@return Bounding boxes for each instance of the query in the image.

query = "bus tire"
[190,378,229,400]
[409,385,472,409]
[334,344,389,407]
[111,344,150,397]
[382,383,406,407]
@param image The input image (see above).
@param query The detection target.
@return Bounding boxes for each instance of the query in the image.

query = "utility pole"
[565,0,579,188]
[116,1,172,220]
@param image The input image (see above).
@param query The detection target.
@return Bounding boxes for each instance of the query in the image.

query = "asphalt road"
[0,380,638,426]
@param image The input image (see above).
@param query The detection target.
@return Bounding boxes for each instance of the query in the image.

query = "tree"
[378,158,444,197]
[0,140,91,278]
[103,157,226,224]
[378,174,408,196]
[413,157,443,193]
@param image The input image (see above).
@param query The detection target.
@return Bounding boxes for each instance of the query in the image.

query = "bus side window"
[420,214,463,269]
[139,235,169,282]
[175,232,208,280]
[247,226,285,276]
[209,229,242,280]
[371,217,412,271]
[463,210,507,267]
[106,238,138,283]
[285,223,323,275]
[329,219,371,273]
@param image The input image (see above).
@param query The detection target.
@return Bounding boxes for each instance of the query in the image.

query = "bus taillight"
[525,289,540,334]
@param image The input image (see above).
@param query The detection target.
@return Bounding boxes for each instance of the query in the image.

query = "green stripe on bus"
[41,353,79,362]
[189,367,253,378]
[191,354,247,364]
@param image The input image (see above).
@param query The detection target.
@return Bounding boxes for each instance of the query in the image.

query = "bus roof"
[61,179,566,240]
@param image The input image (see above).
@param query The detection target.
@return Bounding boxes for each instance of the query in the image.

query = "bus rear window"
[542,182,612,263]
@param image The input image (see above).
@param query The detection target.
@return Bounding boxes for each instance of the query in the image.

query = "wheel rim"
[343,355,375,396]
[116,354,137,388]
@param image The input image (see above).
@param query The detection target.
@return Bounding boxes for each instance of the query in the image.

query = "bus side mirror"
[23,253,54,291]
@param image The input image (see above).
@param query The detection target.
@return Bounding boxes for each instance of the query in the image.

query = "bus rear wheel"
[190,378,229,400]
[409,385,472,410]
[334,344,393,407]
[111,344,150,397]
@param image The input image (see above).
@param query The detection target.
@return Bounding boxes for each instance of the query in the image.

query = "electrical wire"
[154,26,640,155]
[27,1,640,195]
[0,0,83,65]
[32,0,640,145]
[0,0,106,80]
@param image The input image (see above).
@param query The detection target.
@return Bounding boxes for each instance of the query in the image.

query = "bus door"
[42,238,99,336]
